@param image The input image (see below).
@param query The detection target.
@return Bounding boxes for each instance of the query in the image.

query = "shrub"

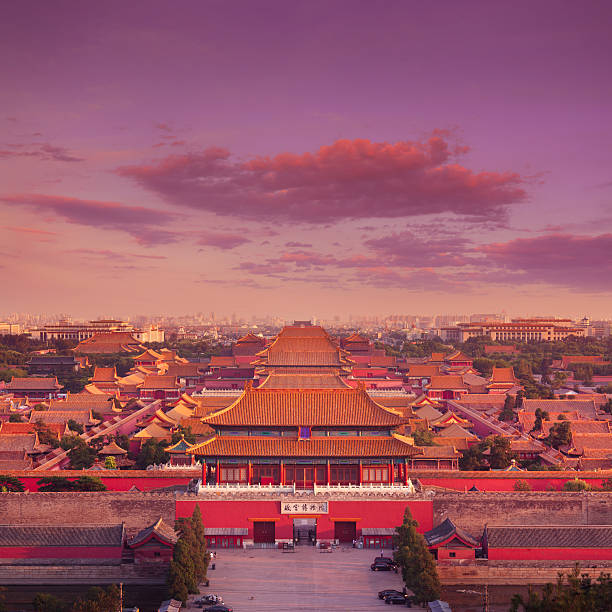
[563,479,590,492]
[513,480,531,491]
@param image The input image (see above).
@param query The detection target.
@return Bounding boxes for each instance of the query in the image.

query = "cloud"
[0,143,83,162]
[2,225,57,237]
[285,241,313,248]
[65,248,167,261]
[196,230,251,250]
[0,193,177,246]
[478,233,612,290]
[116,135,526,224]
[365,232,471,267]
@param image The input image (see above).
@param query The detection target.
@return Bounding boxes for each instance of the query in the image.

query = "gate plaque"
[280,500,328,514]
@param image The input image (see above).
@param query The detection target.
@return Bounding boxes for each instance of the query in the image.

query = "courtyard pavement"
[185,546,426,611]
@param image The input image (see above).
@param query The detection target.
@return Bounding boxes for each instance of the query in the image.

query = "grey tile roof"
[486,525,612,548]
[425,518,479,547]
[0,524,124,547]
[129,518,178,547]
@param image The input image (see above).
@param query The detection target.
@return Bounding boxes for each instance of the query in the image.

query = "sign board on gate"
[280,500,329,514]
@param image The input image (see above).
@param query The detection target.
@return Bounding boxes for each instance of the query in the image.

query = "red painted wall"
[11,472,196,492]
[0,546,122,560]
[438,548,475,560]
[489,548,612,561]
[176,499,432,541]
[418,476,610,492]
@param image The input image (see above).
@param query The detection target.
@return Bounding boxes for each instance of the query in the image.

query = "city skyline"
[2,1,611,318]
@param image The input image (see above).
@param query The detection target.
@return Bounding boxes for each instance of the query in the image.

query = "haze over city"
[2,0,611,318]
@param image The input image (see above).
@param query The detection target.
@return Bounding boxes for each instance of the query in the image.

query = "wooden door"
[253,521,275,543]
[334,521,356,543]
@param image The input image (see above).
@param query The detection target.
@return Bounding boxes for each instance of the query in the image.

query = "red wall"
[418,475,610,492]
[176,499,432,541]
[0,546,122,560]
[11,472,196,492]
[489,548,612,561]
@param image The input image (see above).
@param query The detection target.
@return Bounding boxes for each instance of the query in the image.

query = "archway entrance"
[334,521,356,544]
[293,518,316,545]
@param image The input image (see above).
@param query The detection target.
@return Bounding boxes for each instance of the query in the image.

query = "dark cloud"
[285,241,313,248]
[196,230,251,250]
[117,136,526,224]
[0,142,83,162]
[365,232,471,267]
[0,193,177,245]
[477,233,612,290]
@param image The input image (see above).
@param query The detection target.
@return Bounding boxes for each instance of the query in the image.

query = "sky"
[1,0,611,320]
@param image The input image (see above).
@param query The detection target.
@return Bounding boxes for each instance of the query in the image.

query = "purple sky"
[1,1,611,319]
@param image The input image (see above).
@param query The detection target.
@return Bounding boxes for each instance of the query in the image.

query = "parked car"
[378,589,404,600]
[197,595,223,605]
[385,593,409,605]
[203,606,233,612]
[374,556,399,569]
[371,561,396,571]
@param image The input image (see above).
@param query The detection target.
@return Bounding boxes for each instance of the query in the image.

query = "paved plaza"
[185,546,425,611]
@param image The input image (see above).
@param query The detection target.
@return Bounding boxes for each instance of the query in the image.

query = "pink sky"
[1,1,611,319]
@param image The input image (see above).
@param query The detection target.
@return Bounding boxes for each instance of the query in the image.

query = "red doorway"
[334,521,356,543]
[253,521,275,544]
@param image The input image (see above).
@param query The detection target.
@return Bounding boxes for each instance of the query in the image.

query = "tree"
[35,423,60,448]
[36,476,106,492]
[459,445,488,471]
[171,426,197,445]
[67,439,97,469]
[531,408,549,432]
[168,506,209,604]
[104,456,117,469]
[563,479,590,492]
[8,413,23,423]
[67,419,84,435]
[0,475,25,492]
[32,593,68,612]
[514,480,531,491]
[487,436,516,470]
[412,429,435,446]
[393,507,441,604]
[500,395,516,421]
[37,476,77,492]
[72,585,120,612]
[546,421,571,450]
[135,439,168,468]
[72,476,106,491]
[510,566,612,612]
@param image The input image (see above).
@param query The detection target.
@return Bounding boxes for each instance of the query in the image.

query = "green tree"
[8,413,23,423]
[167,559,189,605]
[500,395,516,421]
[459,445,488,471]
[32,592,68,612]
[412,429,435,446]
[514,479,531,491]
[171,426,197,445]
[72,476,106,491]
[546,421,572,450]
[393,507,441,604]
[135,439,168,468]
[0,475,25,492]
[531,408,549,432]
[37,477,76,492]
[67,419,84,435]
[104,456,117,469]
[563,479,590,492]
[68,439,97,469]
[510,566,612,612]
[34,423,60,448]
[72,585,120,612]
[487,436,516,470]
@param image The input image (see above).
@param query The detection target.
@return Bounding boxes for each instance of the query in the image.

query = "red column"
[248,461,252,485]
[404,461,409,485]
[279,460,284,485]
[327,460,331,485]
[388,462,393,484]
[359,461,363,485]
[216,459,220,484]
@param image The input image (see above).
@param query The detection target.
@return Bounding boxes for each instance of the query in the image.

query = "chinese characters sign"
[280,500,328,514]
